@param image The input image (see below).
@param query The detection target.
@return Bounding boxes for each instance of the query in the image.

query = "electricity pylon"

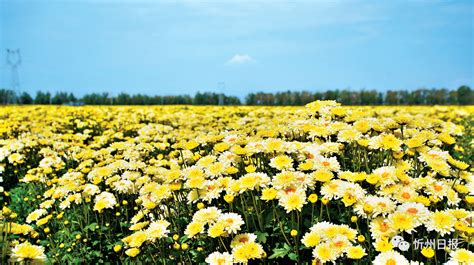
[6,49,21,104]
[218,82,225,105]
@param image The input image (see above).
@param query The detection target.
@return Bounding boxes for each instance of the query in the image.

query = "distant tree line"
[245,86,473,105]
[0,86,472,106]
[0,91,240,105]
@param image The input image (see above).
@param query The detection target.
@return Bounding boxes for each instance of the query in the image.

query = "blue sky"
[1,0,472,97]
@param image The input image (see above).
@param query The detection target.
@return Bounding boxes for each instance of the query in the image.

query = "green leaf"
[255,232,268,244]
[179,235,189,243]
[288,253,298,261]
[268,247,291,259]
[85,222,98,231]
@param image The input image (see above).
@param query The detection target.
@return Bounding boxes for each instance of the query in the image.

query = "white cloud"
[227,54,256,65]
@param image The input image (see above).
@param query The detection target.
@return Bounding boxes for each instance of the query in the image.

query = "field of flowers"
[0,101,473,264]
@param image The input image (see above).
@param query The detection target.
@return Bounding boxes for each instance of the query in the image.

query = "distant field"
[0,102,473,264]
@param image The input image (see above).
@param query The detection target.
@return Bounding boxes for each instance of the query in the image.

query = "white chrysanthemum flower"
[446,188,461,206]
[269,155,294,171]
[10,242,47,263]
[354,195,396,218]
[93,191,117,212]
[112,179,135,194]
[397,202,430,226]
[372,166,397,187]
[146,220,171,242]
[218,213,244,234]
[313,156,340,172]
[82,184,100,196]
[26,209,47,224]
[320,179,346,200]
[238,172,270,192]
[230,233,257,248]
[200,180,224,203]
[447,248,474,264]
[218,151,239,164]
[192,207,222,224]
[425,210,456,236]
[278,189,306,213]
[205,251,233,265]
[312,242,338,263]
[372,250,409,265]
